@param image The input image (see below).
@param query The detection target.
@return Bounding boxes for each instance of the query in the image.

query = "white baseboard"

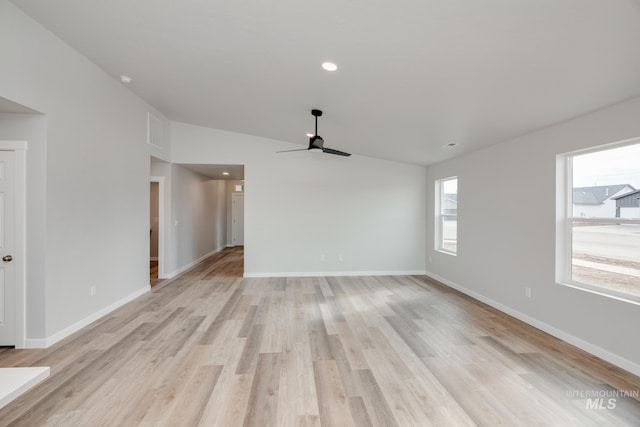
[23,285,150,349]
[22,338,47,349]
[425,271,640,377]
[165,246,227,279]
[244,270,426,278]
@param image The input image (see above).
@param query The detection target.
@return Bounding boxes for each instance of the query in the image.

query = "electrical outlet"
[338,254,344,262]
[320,254,326,262]
[90,285,97,297]
[525,287,531,298]
[429,256,433,263]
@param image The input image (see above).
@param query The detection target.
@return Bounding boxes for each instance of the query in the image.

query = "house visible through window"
[559,140,640,302]
[436,177,457,254]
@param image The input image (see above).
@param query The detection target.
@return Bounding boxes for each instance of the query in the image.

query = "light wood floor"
[150,261,158,282]
[1,246,639,426]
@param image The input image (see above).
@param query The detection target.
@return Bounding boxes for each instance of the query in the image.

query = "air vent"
[147,112,163,149]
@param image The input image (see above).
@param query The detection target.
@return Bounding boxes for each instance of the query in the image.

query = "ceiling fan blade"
[276,148,309,153]
[323,147,351,157]
[277,109,351,158]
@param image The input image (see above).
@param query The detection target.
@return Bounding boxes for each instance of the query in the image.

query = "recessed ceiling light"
[443,142,457,148]
[222,172,229,176]
[322,62,337,71]
[120,75,133,84]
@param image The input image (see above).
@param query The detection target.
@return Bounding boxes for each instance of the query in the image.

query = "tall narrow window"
[559,140,640,302]
[436,177,458,254]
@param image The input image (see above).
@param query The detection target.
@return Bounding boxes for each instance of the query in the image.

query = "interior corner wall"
[171,122,427,276]
[0,1,171,341]
[170,164,227,275]
[0,113,47,339]
[425,96,640,373]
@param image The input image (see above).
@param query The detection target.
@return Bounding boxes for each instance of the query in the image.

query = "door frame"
[150,176,165,279]
[0,141,27,348]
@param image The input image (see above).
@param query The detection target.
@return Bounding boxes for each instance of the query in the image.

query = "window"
[558,140,640,302]
[436,177,457,254]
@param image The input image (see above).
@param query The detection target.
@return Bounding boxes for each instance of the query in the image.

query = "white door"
[232,193,244,246]
[0,151,15,345]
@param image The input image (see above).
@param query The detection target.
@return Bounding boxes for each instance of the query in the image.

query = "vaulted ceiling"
[11,0,640,165]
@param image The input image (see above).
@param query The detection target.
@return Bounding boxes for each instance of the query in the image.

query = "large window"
[558,141,640,302]
[436,177,457,254]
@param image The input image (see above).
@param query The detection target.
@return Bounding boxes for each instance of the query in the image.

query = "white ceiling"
[0,96,40,114]
[180,164,244,181]
[11,0,640,165]
[151,156,244,180]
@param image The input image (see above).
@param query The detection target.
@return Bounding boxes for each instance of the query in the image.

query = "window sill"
[436,249,457,257]
[557,280,640,306]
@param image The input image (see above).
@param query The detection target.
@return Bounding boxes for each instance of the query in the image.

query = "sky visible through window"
[573,143,640,188]
[442,178,457,194]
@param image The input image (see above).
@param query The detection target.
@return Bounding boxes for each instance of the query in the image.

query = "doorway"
[149,176,164,284]
[150,181,159,281]
[0,142,26,348]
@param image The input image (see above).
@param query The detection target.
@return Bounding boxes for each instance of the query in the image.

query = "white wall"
[171,122,427,276]
[426,96,640,374]
[0,1,171,342]
[573,203,609,219]
[171,164,227,273]
[620,207,640,219]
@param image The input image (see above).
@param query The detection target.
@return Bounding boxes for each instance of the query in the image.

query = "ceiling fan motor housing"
[309,135,324,150]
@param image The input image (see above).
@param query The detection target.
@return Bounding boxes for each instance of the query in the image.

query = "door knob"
[2,255,13,262]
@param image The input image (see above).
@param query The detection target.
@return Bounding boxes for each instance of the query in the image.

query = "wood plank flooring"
[150,261,158,282]
[1,246,639,426]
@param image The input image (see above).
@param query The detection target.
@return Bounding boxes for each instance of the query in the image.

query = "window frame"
[556,138,640,305]
[435,176,458,256]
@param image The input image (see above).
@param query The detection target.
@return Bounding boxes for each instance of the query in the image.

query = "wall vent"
[147,112,163,149]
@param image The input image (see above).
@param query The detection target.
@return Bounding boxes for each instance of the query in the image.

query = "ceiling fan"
[277,109,351,157]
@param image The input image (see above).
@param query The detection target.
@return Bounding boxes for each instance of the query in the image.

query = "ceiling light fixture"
[443,142,457,148]
[306,133,314,137]
[120,75,133,84]
[222,172,230,176]
[322,62,337,71]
